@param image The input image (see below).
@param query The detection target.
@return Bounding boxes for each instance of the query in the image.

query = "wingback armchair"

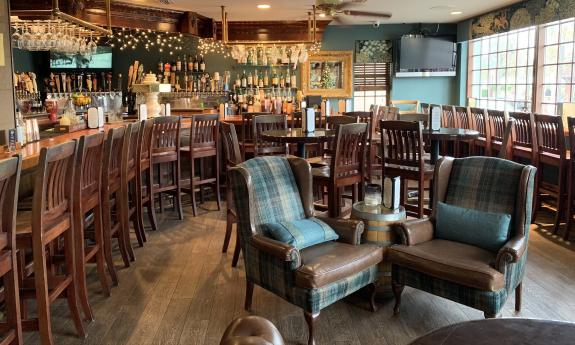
[229,156,383,345]
[388,156,536,318]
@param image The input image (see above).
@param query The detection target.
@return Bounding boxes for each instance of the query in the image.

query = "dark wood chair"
[454,106,474,157]
[534,113,569,234]
[470,107,491,156]
[486,109,507,157]
[241,112,271,160]
[253,114,289,156]
[181,114,221,217]
[291,110,324,129]
[508,112,537,165]
[343,111,377,181]
[16,141,85,344]
[102,126,131,285]
[73,133,110,323]
[565,117,575,240]
[441,105,457,128]
[307,115,358,168]
[0,155,23,345]
[378,106,399,121]
[151,116,184,222]
[137,119,157,231]
[220,122,243,268]
[380,120,434,218]
[312,123,368,218]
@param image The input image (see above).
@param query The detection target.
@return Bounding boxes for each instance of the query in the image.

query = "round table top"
[351,202,406,222]
[261,128,335,143]
[423,128,480,141]
[410,318,575,345]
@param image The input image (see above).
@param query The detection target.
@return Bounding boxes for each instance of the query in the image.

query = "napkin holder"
[383,176,401,210]
[430,105,441,131]
[302,108,316,134]
[87,107,99,129]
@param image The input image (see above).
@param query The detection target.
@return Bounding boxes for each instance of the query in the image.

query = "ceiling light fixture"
[257,4,271,9]
[450,11,463,15]
[319,13,326,17]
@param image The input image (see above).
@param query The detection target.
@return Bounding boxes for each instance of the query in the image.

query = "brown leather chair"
[388,156,536,319]
[220,316,284,345]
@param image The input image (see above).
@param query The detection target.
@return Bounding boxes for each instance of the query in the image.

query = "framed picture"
[301,51,353,98]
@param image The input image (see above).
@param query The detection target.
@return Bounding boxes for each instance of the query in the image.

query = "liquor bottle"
[247,72,253,88]
[258,71,264,88]
[183,54,188,73]
[235,74,241,89]
[264,70,269,87]
[176,56,182,72]
[193,55,199,72]
[171,61,177,73]
[290,71,297,89]
[241,70,247,88]
[285,68,291,88]
[253,69,259,87]
[158,60,163,73]
[199,55,206,72]
[272,70,279,88]
[280,72,285,88]
[247,49,254,65]
[187,55,194,72]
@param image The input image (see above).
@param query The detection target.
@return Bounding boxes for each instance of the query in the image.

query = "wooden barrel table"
[351,202,406,300]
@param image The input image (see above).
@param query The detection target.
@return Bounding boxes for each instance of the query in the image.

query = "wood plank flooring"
[23,204,575,345]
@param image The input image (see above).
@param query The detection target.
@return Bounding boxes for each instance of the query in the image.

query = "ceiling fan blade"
[335,0,368,10]
[342,10,392,19]
[330,15,354,27]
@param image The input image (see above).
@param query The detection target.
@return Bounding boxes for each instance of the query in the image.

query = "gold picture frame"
[301,51,353,98]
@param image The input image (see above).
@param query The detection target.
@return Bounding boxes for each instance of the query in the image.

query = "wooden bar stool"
[312,123,368,218]
[16,141,85,344]
[181,114,221,217]
[469,107,491,156]
[253,114,289,156]
[454,106,474,157]
[0,155,23,345]
[508,111,537,165]
[151,116,184,222]
[343,111,377,181]
[564,117,575,240]
[137,119,157,231]
[486,109,507,157]
[101,126,131,285]
[220,122,243,267]
[534,114,569,234]
[73,133,110,323]
[241,112,270,160]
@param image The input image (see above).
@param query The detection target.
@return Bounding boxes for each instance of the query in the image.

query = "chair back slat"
[254,114,288,156]
[327,115,358,130]
[221,122,243,168]
[534,113,565,156]
[152,116,181,156]
[139,120,154,163]
[127,122,141,173]
[470,107,488,139]
[455,106,472,130]
[487,110,506,142]
[441,105,457,128]
[103,126,127,187]
[380,120,424,168]
[242,112,270,144]
[76,133,104,199]
[0,155,21,251]
[508,112,536,150]
[191,114,219,149]
[332,123,368,180]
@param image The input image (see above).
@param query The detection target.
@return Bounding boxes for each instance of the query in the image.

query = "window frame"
[353,62,391,112]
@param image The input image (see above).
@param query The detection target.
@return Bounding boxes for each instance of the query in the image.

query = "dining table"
[423,127,480,164]
[261,128,335,158]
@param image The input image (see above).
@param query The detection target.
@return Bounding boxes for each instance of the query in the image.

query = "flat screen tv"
[50,46,112,69]
[396,36,456,77]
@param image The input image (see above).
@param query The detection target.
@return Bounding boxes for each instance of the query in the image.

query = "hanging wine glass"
[11,23,22,49]
[87,32,98,54]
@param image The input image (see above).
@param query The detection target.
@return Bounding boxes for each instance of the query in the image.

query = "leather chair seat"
[296,241,383,289]
[388,239,504,291]
[311,166,330,179]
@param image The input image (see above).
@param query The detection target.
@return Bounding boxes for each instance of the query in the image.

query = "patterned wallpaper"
[472,0,575,39]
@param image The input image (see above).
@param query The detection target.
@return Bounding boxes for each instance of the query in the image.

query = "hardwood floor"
[23,204,575,345]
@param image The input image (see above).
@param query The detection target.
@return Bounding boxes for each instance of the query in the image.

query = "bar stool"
[564,117,575,240]
[0,155,23,345]
[16,141,85,344]
[181,114,221,217]
[220,122,243,267]
[253,114,288,156]
[101,126,131,285]
[454,106,474,157]
[241,112,270,160]
[508,111,537,165]
[151,116,183,222]
[73,133,110,323]
[137,119,157,231]
[470,107,491,156]
[486,109,507,157]
[534,114,569,234]
[343,111,376,181]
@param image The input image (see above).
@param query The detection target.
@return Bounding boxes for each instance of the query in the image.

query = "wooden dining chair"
[181,114,221,216]
[564,117,575,240]
[241,112,271,160]
[73,133,110,323]
[102,126,131,285]
[508,111,537,165]
[253,114,289,156]
[343,111,377,181]
[307,115,357,168]
[486,109,507,157]
[137,119,157,232]
[454,106,474,157]
[16,141,85,344]
[312,123,368,218]
[220,122,244,267]
[151,116,184,222]
[534,113,569,234]
[380,120,434,218]
[441,105,457,128]
[378,106,399,121]
[0,155,23,345]
[469,107,491,156]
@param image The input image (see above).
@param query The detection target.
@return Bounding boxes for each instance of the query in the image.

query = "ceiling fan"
[315,0,392,23]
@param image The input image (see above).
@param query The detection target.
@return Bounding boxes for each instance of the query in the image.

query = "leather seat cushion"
[388,239,504,291]
[295,241,383,289]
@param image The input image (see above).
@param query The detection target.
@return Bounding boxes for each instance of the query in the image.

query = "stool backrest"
[487,109,506,142]
[331,123,368,181]
[139,119,154,165]
[103,126,127,189]
[253,114,288,156]
[242,112,270,144]
[151,116,181,159]
[441,105,457,128]
[380,120,424,169]
[76,133,104,201]
[0,155,21,251]
[534,113,566,158]
[508,111,536,151]
[455,106,472,130]
[126,122,141,174]
[191,114,219,149]
[470,107,489,139]
[221,122,242,168]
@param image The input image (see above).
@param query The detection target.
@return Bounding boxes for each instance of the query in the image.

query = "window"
[540,18,575,115]
[353,63,390,111]
[469,27,536,112]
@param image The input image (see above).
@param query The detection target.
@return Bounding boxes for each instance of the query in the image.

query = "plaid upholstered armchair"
[229,156,383,345]
[389,156,536,318]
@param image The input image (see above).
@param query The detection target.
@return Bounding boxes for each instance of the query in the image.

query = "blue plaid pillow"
[262,218,339,250]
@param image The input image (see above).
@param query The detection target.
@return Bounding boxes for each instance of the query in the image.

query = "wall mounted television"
[50,46,112,69]
[395,36,457,77]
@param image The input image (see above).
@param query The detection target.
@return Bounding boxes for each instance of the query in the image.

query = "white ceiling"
[127,0,523,24]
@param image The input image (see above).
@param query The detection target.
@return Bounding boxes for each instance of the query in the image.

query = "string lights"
[106,28,184,55]
[198,38,231,58]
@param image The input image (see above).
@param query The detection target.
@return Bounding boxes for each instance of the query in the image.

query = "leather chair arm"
[251,234,301,266]
[316,217,364,245]
[496,235,527,270]
[391,218,434,246]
